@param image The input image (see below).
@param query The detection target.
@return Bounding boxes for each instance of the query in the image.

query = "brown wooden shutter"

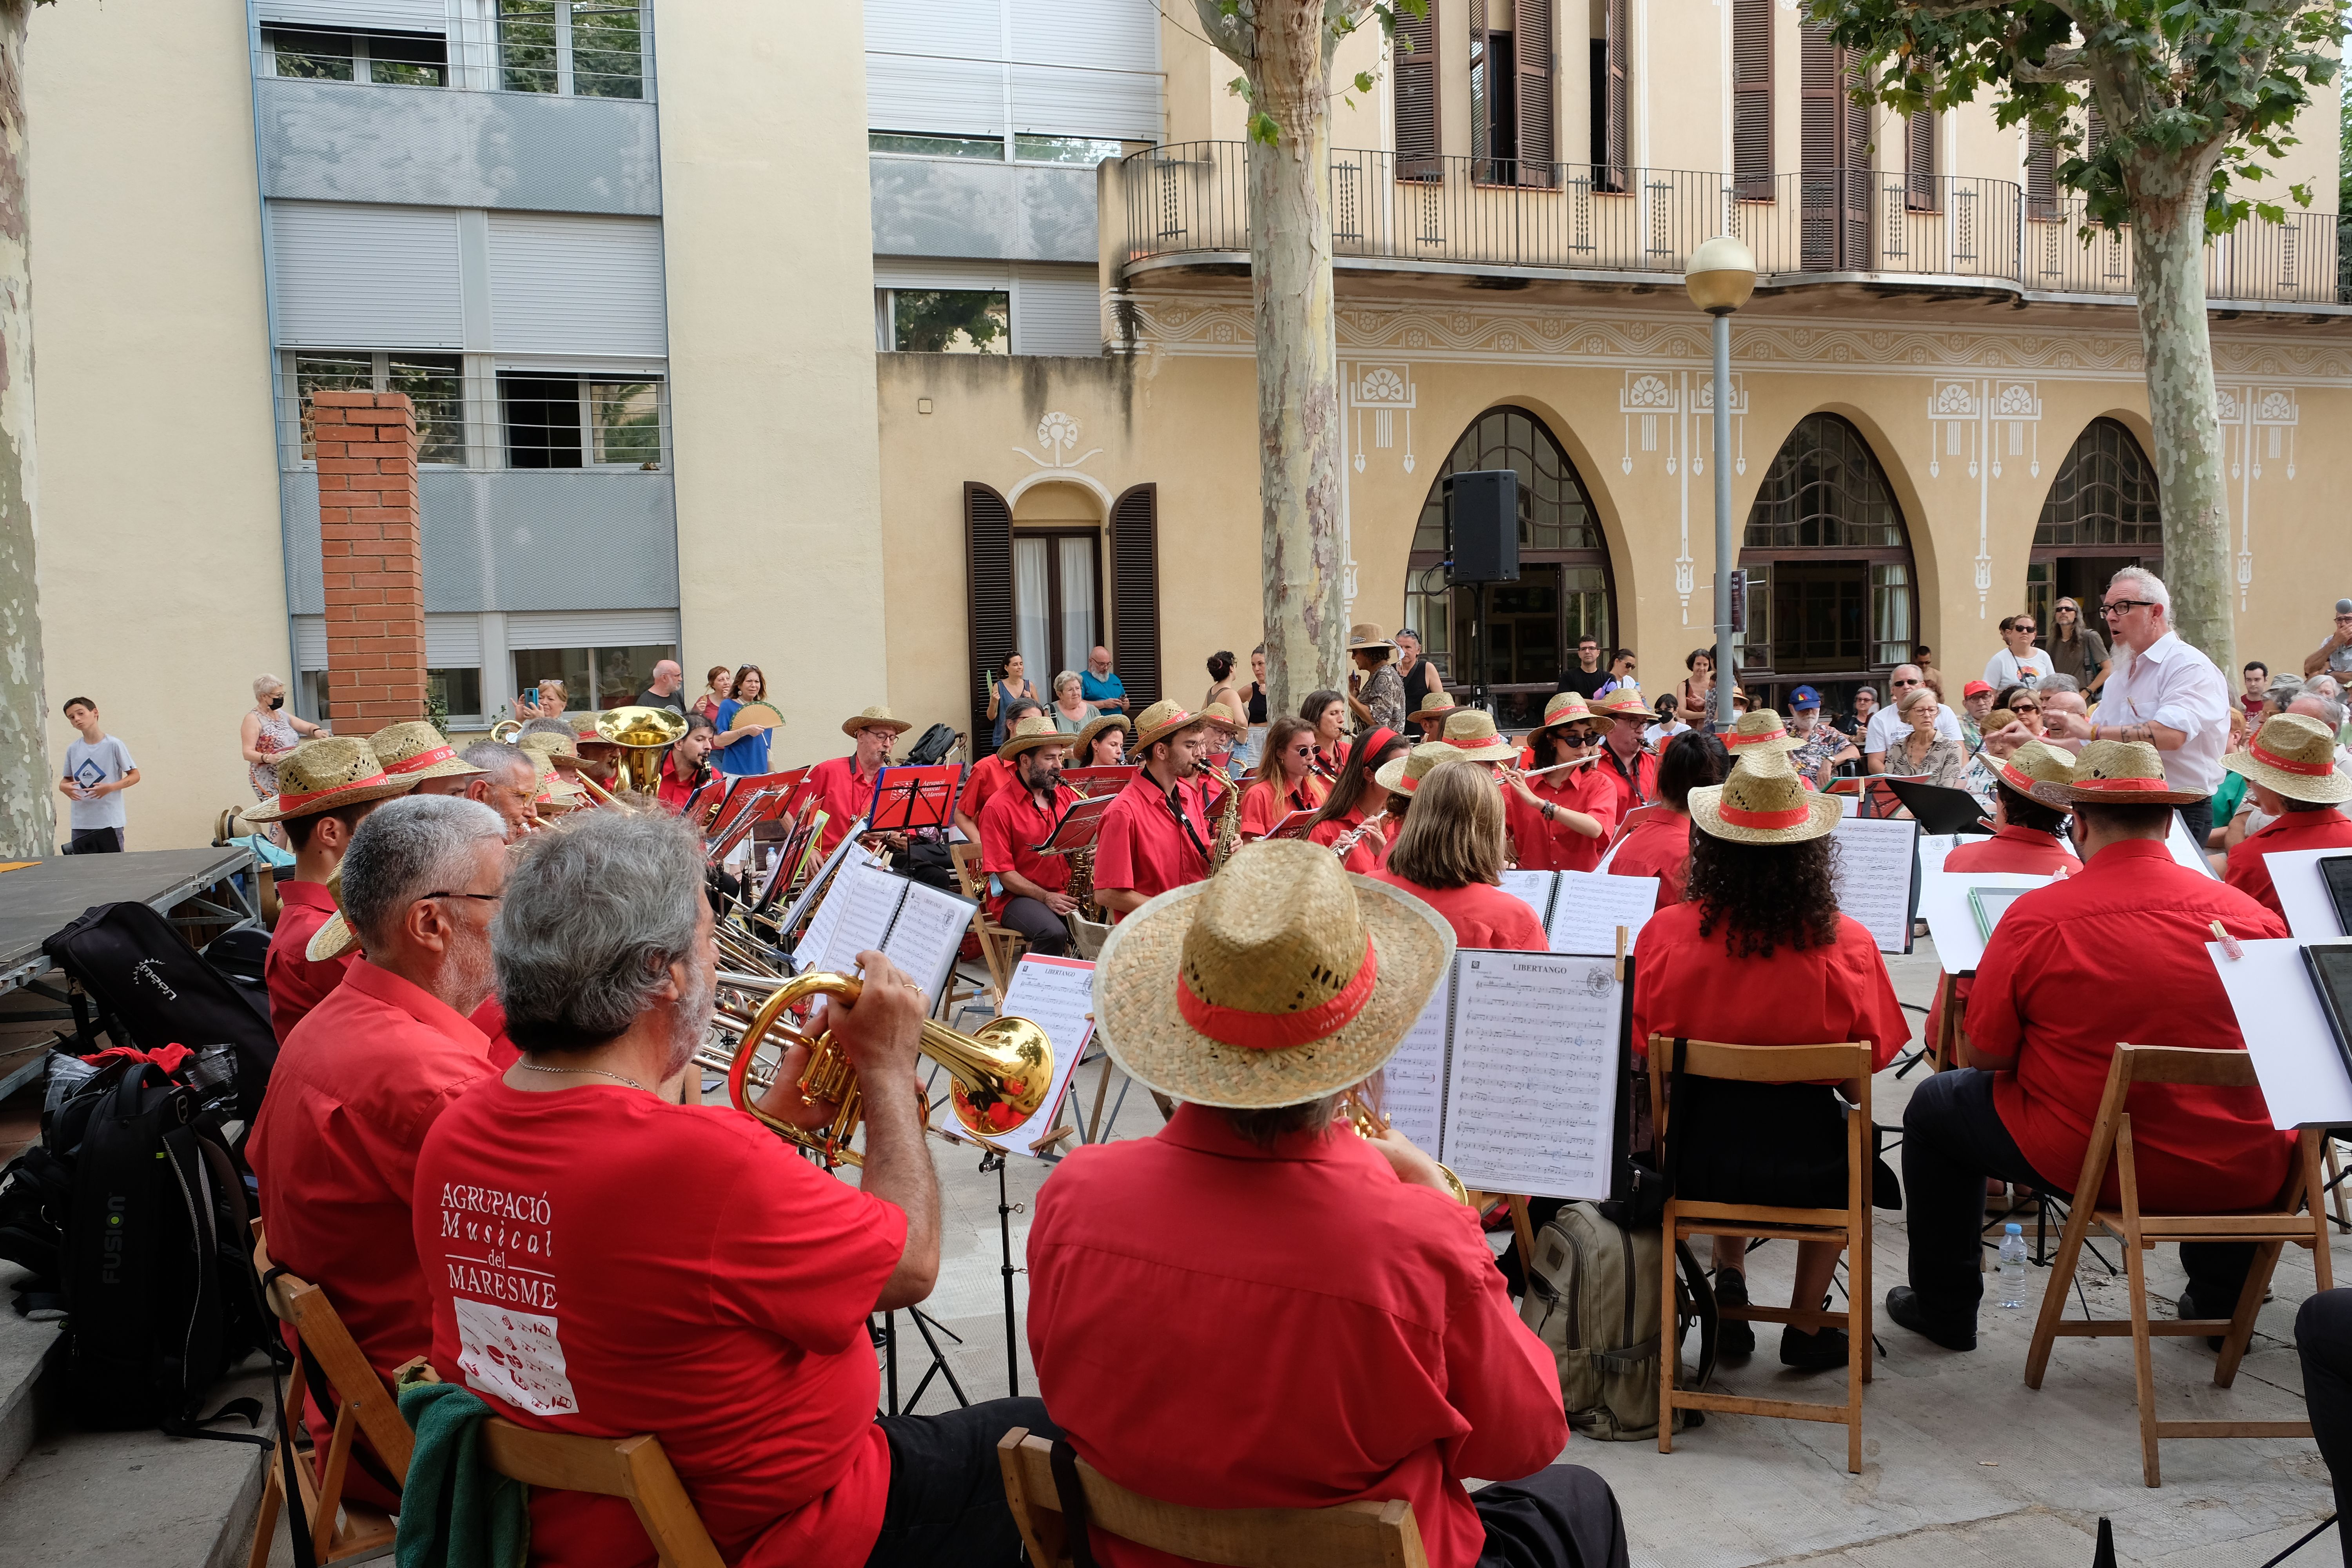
[1799,24,1867,269]
[964,482,1014,745]
[2085,105,2106,158]
[1395,1,1442,180]
[1515,0,1553,185]
[1109,484,1163,710]
[1840,55,1870,262]
[1905,107,1934,211]
[1602,0,1628,191]
[2026,128,2056,220]
[1731,0,1771,201]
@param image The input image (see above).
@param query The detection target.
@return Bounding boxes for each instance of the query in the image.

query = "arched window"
[2025,419,2162,634]
[1737,413,1918,697]
[1405,406,1614,725]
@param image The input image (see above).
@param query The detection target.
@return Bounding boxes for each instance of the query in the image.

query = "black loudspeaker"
[1446,469,1519,583]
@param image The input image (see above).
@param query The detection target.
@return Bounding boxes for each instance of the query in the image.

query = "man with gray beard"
[413,810,1053,1568]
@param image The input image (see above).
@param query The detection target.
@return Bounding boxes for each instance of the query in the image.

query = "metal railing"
[1125,142,2345,306]
[273,357,670,474]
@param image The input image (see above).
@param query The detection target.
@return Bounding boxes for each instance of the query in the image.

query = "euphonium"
[596,704,690,796]
[719,971,1053,1168]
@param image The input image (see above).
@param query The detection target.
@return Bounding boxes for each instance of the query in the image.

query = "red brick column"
[313,390,425,728]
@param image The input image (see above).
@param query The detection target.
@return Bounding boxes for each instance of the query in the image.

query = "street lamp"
[1686,234,1756,734]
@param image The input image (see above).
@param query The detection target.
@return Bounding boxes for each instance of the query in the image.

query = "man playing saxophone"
[979,716,1082,957]
[1091,699,1225,920]
[412,810,1053,1568]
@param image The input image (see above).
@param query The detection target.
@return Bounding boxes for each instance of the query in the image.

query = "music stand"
[1262,808,1319,842]
[1031,794,1115,858]
[1059,764,1137,800]
[754,817,819,913]
[1883,777,1997,836]
[867,764,962,835]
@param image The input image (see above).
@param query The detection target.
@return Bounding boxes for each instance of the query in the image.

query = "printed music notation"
[884,880,978,1002]
[1544,871,1659,957]
[1497,871,1555,926]
[951,955,1096,1159]
[1381,968,1455,1153]
[793,859,978,1005]
[1830,815,1920,955]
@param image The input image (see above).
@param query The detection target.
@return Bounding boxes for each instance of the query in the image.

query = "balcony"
[1120,143,2347,310]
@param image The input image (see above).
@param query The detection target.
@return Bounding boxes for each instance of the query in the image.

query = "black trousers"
[867,1396,1059,1568]
[67,827,122,853]
[998,896,1070,958]
[2296,1290,2352,1566]
[1902,1067,2256,1331]
[2177,796,2214,853]
[1474,1465,1631,1568]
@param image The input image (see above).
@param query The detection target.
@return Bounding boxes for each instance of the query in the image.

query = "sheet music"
[2208,938,2352,1129]
[1915,869,2056,974]
[1831,815,1919,954]
[1498,871,1557,927]
[776,831,859,956]
[952,956,1097,1158]
[1439,953,1621,1202]
[2167,811,2221,878]
[1379,965,1455,1155]
[1545,871,1658,956]
[810,860,906,975]
[882,879,978,1003]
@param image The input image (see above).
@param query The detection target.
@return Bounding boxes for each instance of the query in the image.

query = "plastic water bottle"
[1996,1223,2029,1309]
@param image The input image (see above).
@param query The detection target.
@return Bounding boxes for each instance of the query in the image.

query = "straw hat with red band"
[1525,691,1597,745]
[370,720,485,782]
[1090,837,1455,1107]
[1687,751,1843,845]
[1991,738,2080,809]
[305,866,357,963]
[517,729,585,769]
[1132,697,1232,753]
[997,713,1073,762]
[1724,708,1802,756]
[1373,740,1464,797]
[1437,709,1518,763]
[2062,739,2207,808]
[242,737,421,823]
[1591,684,1654,721]
[2225,713,2352,804]
[1412,687,1459,720]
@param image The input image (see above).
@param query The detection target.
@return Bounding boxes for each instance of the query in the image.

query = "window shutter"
[1603,0,1628,190]
[1109,483,1163,711]
[270,202,463,349]
[1731,0,1771,201]
[1839,54,1870,263]
[1799,25,1866,269]
[2026,129,2056,220]
[1514,0,1554,184]
[2085,105,2107,158]
[486,212,668,357]
[965,483,1015,745]
[1394,2,1441,180]
[1905,107,1934,211]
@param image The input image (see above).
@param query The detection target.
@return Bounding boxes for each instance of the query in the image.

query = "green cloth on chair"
[394,1382,530,1568]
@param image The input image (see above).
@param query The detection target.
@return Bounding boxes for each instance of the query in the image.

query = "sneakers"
[1780,1325,1850,1370]
[1714,1268,1756,1356]
[1885,1286,1977,1351]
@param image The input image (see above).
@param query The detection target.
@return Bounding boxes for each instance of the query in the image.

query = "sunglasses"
[1290,744,1314,757]
[2013,624,2036,635]
[1891,677,1922,688]
[2011,704,2042,715]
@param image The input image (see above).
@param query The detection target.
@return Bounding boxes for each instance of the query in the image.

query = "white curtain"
[1013,536,1053,692]
[1058,535,1097,681]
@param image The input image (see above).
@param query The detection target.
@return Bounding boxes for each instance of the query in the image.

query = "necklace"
[519,1060,644,1091]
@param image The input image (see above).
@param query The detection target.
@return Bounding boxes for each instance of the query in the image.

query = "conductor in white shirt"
[1864,664,1961,772]
[1983,615,2054,691]
[2044,566,2231,844]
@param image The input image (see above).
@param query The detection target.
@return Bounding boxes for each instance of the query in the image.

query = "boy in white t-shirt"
[57,697,139,853]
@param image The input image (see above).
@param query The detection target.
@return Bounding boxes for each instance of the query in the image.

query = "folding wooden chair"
[2022,1043,2335,1487]
[1651,1035,1875,1474]
[1926,971,1969,1072]
[248,1226,412,1568]
[949,841,1028,1007]
[996,1428,1428,1568]
[481,1420,722,1568]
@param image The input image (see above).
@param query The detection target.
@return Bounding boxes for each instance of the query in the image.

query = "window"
[1469,1,1552,185]
[1393,0,1441,180]
[569,1,644,98]
[1015,135,1125,165]
[499,375,665,469]
[871,131,1006,160]
[1745,414,1904,549]
[2036,419,2162,548]
[1013,532,1101,684]
[1905,108,1937,212]
[877,290,1010,354]
[513,644,675,712]
[286,350,463,465]
[2025,129,2058,221]
[498,0,644,99]
[429,668,483,721]
[1799,24,1870,269]
[1739,414,1917,682]
[266,28,448,87]
[1592,0,1629,191]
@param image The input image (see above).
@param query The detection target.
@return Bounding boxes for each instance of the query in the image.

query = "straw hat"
[1411,688,1459,720]
[2225,713,2352,804]
[1529,691,1593,736]
[1687,751,1843,845]
[1132,697,1220,753]
[1592,684,1653,721]
[1091,838,1456,1109]
[1437,709,1517,763]
[516,730,584,769]
[1073,712,1131,757]
[1345,622,1397,654]
[2063,740,2205,808]
[1374,740,1465,797]
[1991,738,2080,809]
[305,866,357,963]
[998,713,1074,762]
[243,737,420,823]
[1724,708,1802,756]
[840,704,913,739]
[370,721,484,782]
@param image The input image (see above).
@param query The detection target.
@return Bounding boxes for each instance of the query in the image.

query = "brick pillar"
[313,390,425,728]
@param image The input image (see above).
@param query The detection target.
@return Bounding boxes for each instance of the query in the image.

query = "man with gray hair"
[2047,566,2232,844]
[2035,673,2089,757]
[248,794,508,1387]
[459,738,537,841]
[413,811,1056,1568]
[2301,598,2352,680]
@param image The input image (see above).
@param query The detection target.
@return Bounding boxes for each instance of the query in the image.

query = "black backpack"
[903,722,958,766]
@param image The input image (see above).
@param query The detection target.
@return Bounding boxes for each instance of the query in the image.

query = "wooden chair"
[1926,971,1969,1072]
[949,841,1028,1007]
[248,1228,410,1568]
[1650,1035,1875,1474]
[479,1419,722,1568]
[995,1428,1428,1568]
[2022,1043,2336,1487]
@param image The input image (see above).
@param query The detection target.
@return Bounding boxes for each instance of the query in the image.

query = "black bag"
[43,902,276,1125]
[903,722,958,766]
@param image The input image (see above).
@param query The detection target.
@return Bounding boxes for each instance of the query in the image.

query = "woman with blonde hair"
[240,673,328,803]
[1050,670,1097,733]
[1369,760,1547,950]
[1886,685,1965,786]
[1238,715,1327,839]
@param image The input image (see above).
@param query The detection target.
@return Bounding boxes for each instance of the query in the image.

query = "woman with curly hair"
[1630,750,1911,1371]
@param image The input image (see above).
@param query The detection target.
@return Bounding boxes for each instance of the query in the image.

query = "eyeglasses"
[2102,600,2158,617]
[423,891,503,905]
[2011,704,2042,715]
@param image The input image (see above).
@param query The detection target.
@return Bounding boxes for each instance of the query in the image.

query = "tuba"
[596,705,691,796]
[709,971,1053,1168]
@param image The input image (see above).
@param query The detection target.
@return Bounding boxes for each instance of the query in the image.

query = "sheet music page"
[1831,816,1919,954]
[1591,835,1626,873]
[1915,869,2056,974]
[776,832,860,958]
[951,955,1097,1158]
[882,879,978,1003]
[1379,965,1455,1155]
[2208,938,2352,1128]
[812,861,908,975]
[1439,953,1621,1202]
[1498,871,1557,926]
[1545,871,1658,956]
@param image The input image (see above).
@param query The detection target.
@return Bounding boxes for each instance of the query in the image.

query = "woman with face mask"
[241,672,329,806]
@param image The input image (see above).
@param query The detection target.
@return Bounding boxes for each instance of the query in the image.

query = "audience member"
[2303,598,2352,680]
[2035,674,2088,754]
[1204,650,1249,734]
[711,664,775,776]
[634,659,687,713]
[2046,597,2111,694]
[1864,666,1960,771]
[58,697,140,854]
[1049,670,1097,733]
[987,653,1040,749]
[2241,661,2271,720]
[1595,648,1639,698]
[1884,687,1966,786]
[1959,681,1996,750]
[1646,691,1691,748]
[1786,688,1856,785]
[1845,684,1881,744]
[1346,625,1407,733]
[1985,614,2053,690]
[1676,648,1716,725]
[694,664,731,722]
[241,673,328,811]
[2220,713,2352,918]
[1393,626,1443,714]
[1081,644,1129,715]
[1557,633,1610,699]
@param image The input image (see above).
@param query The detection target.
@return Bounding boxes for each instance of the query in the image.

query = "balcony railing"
[1124,143,2346,307]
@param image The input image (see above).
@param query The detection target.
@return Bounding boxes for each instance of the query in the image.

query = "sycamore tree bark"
[0,0,48,861]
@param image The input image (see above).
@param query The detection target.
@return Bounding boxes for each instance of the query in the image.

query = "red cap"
[1963,680,1993,697]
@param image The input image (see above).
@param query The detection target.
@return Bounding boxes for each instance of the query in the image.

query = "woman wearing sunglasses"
[1237,715,1329,840]
[1502,693,1618,871]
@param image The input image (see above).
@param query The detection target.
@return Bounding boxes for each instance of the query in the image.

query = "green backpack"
[1516,1201,1718,1441]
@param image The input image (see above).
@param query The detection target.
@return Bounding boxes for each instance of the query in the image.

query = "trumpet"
[1341,1085,1472,1206]
[708,971,1053,1169]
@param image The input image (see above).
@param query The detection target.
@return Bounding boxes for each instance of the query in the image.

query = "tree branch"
[2014,47,2093,83]
[1191,0,1256,64]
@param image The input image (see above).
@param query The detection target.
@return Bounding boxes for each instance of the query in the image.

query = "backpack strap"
[1049,1437,1103,1568]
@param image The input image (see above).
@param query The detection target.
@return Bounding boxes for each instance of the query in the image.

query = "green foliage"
[1811,0,2342,234]
[1208,0,1434,138]
[891,289,1009,354]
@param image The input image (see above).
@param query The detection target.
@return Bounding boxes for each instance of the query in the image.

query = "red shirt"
[1967,839,2291,1209]
[1927,824,2079,1049]
[979,781,1080,917]
[2226,807,2352,920]
[1606,812,1693,911]
[1503,768,1618,873]
[471,995,519,1069]
[1632,901,1910,1074]
[1369,873,1547,951]
[656,755,708,815]
[1309,806,1393,874]
[1093,770,1212,914]
[959,756,1015,845]
[1239,774,1326,838]
[247,960,495,1377]
[805,755,882,858]
[1593,743,1660,821]
[416,1079,906,1568]
[265,878,353,1046]
[1028,1105,1566,1568]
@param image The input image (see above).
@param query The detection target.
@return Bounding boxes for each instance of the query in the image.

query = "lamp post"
[1685,235,1756,734]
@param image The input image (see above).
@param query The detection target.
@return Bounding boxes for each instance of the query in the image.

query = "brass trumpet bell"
[596,705,690,795]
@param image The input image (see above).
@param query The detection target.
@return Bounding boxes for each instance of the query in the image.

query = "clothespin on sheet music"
[1613,924,1628,984]
[2210,920,2245,962]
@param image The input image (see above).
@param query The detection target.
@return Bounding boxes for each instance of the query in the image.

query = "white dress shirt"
[1866,702,1960,757]
[2095,629,2230,797]
[1984,647,2053,690]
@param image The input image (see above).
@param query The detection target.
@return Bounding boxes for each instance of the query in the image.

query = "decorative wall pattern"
[2215,384,2301,610]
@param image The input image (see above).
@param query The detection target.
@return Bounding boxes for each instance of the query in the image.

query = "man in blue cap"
[1786,686,1857,786]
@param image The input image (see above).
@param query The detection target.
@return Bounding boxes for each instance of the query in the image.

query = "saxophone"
[1208,764,1244,872]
